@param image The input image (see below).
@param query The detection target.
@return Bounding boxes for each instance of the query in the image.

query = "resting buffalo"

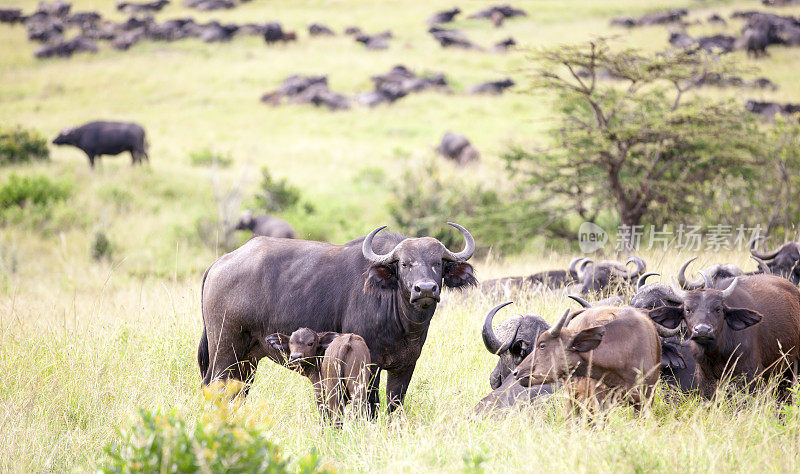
[575,256,646,295]
[197,223,477,414]
[570,275,699,394]
[436,132,479,165]
[117,0,169,13]
[52,120,148,168]
[514,304,672,410]
[480,257,584,296]
[649,273,800,399]
[476,302,554,411]
[466,78,514,95]
[427,8,460,25]
[234,210,295,239]
[750,237,800,284]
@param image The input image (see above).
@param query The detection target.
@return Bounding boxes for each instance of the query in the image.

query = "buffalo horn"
[749,236,780,260]
[568,295,592,308]
[482,301,513,354]
[721,277,738,299]
[626,256,647,277]
[654,323,682,338]
[548,308,572,337]
[637,272,659,289]
[669,277,688,300]
[699,270,713,289]
[750,255,771,274]
[677,256,704,290]
[442,222,475,261]
[362,225,400,265]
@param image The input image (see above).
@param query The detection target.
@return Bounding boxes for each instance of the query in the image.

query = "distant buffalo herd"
[195,221,800,422]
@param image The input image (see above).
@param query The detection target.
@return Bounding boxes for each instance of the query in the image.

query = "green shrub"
[91,230,112,261]
[0,125,50,165]
[189,148,233,168]
[0,173,71,210]
[101,397,331,474]
[254,167,301,213]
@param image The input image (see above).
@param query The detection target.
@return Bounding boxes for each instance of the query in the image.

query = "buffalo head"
[52,128,74,145]
[235,209,254,231]
[676,256,744,290]
[265,327,339,371]
[576,256,646,294]
[481,301,550,389]
[750,237,800,284]
[649,276,762,347]
[362,223,476,313]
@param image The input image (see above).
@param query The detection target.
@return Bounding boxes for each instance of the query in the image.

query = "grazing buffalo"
[308,23,334,36]
[427,7,461,25]
[469,4,527,21]
[117,0,169,13]
[750,237,800,284]
[235,210,296,239]
[52,120,148,168]
[197,223,477,414]
[0,8,23,24]
[575,256,647,295]
[740,28,769,57]
[35,36,98,58]
[428,26,479,49]
[514,305,671,410]
[466,78,514,95]
[356,31,390,50]
[649,274,800,399]
[436,132,479,165]
[746,100,800,120]
[476,302,554,412]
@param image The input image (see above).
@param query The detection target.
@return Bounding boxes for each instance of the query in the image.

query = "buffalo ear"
[443,261,477,289]
[510,339,530,358]
[724,307,762,331]
[265,333,290,353]
[316,332,340,355]
[648,305,684,329]
[570,326,605,353]
[661,342,686,370]
[365,264,398,292]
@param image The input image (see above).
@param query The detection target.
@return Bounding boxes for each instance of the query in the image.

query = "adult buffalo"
[52,121,148,168]
[198,223,477,414]
[649,273,800,399]
[750,237,800,284]
[575,256,647,295]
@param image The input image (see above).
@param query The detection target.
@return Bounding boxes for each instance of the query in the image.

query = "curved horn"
[670,277,688,300]
[699,270,713,289]
[654,323,682,338]
[568,295,592,308]
[750,255,771,274]
[548,308,572,337]
[568,257,584,276]
[482,301,513,354]
[626,256,647,277]
[637,272,659,289]
[749,236,780,261]
[441,222,475,261]
[721,277,738,299]
[362,225,399,265]
[677,256,704,290]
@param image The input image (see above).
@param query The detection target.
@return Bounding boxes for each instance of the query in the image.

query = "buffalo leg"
[366,366,381,418]
[203,335,259,395]
[386,364,416,413]
[87,153,95,168]
[130,150,138,165]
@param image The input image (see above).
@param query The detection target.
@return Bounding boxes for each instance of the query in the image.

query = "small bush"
[0,125,50,165]
[101,384,331,473]
[91,230,112,261]
[189,148,233,168]
[0,173,71,210]
[254,167,301,213]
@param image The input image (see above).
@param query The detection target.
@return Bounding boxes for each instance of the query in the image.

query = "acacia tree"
[505,39,766,246]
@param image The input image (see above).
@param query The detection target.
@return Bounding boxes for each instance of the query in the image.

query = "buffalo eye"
[401,262,409,268]
[307,342,313,346]
[539,343,546,349]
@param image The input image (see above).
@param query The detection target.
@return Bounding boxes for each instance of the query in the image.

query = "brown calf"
[514,305,670,410]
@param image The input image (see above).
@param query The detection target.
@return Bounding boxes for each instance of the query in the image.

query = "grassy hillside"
[2,0,800,471]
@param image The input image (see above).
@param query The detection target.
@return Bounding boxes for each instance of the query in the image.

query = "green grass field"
[3,0,800,471]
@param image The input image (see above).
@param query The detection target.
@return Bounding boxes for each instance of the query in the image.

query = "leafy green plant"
[101,392,331,474]
[0,125,49,165]
[0,173,71,210]
[189,148,233,168]
[254,167,301,213]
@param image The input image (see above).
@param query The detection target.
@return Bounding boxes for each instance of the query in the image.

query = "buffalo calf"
[266,329,371,425]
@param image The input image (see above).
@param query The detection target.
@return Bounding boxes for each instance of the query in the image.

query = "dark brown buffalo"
[514,305,668,409]
[649,274,800,399]
[750,237,800,284]
[198,223,476,415]
[52,120,148,167]
[575,256,647,295]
